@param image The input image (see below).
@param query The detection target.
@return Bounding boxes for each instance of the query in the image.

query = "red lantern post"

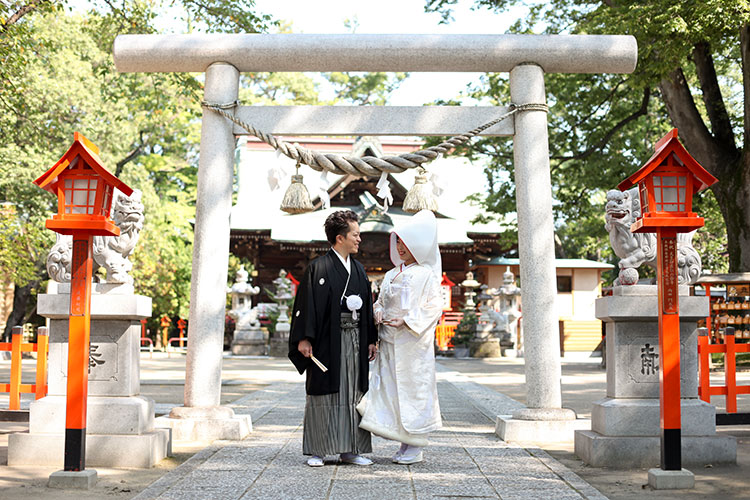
[441,272,456,311]
[177,318,187,348]
[160,316,171,350]
[617,129,717,471]
[33,132,132,472]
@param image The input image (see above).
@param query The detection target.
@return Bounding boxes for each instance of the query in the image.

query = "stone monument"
[227,265,264,355]
[9,190,171,467]
[268,269,293,357]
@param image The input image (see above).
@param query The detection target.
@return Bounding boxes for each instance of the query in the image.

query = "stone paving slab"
[133,373,607,500]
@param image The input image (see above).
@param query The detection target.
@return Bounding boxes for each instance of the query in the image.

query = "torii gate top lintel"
[113,33,637,75]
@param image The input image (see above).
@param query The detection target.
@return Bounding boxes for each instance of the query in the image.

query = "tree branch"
[115,131,146,176]
[549,87,651,171]
[659,67,733,176]
[0,0,47,32]
[692,41,735,149]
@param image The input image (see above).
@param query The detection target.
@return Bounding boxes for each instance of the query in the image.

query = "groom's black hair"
[324,210,359,245]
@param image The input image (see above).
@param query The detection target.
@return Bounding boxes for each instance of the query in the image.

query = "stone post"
[159,62,251,441]
[496,64,585,442]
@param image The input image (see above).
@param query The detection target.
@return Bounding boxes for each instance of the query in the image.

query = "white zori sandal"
[307,455,324,467]
[392,443,409,463]
[396,446,423,465]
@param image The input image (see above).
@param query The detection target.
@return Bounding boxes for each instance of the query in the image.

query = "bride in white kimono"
[358,209,443,465]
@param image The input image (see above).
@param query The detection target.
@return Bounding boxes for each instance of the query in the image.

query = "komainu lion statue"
[605,187,701,285]
[46,190,145,284]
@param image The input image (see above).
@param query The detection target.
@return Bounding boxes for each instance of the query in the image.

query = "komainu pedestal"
[574,285,736,467]
[8,283,170,468]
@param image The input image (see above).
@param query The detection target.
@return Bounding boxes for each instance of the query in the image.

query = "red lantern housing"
[33,132,132,236]
[617,128,717,234]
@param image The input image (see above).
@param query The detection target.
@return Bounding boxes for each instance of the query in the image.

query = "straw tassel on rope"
[280,160,314,214]
[403,166,439,213]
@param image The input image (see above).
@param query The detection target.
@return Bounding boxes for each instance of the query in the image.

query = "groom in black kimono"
[289,210,378,467]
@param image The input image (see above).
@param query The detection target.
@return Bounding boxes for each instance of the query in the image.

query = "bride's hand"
[384,318,405,328]
[374,309,383,324]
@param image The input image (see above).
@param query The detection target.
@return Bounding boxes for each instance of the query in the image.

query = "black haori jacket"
[288,250,378,395]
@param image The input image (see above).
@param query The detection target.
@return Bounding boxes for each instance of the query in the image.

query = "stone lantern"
[470,284,502,358]
[268,270,294,357]
[227,265,263,355]
[460,267,481,311]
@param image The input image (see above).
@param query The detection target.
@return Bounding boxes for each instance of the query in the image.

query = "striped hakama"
[303,312,372,456]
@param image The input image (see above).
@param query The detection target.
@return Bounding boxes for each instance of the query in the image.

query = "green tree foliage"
[425,0,750,273]
[0,1,273,337]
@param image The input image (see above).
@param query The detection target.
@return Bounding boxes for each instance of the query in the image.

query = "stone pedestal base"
[574,398,736,467]
[469,338,501,358]
[9,429,170,468]
[8,394,171,468]
[156,405,252,441]
[575,431,736,468]
[496,408,590,443]
[48,469,98,490]
[231,328,267,355]
[648,468,695,489]
[268,337,287,357]
[231,342,267,355]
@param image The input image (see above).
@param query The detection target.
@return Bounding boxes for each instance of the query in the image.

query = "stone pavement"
[131,366,605,500]
[2,354,749,499]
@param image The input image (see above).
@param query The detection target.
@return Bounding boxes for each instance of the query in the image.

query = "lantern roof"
[617,129,717,193]
[33,132,133,197]
[441,272,456,287]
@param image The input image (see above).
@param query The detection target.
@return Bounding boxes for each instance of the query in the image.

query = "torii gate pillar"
[156,62,252,440]
[114,33,637,442]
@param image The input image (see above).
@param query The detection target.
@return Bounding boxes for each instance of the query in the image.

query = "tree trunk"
[710,161,750,272]
[660,65,748,271]
[1,281,38,342]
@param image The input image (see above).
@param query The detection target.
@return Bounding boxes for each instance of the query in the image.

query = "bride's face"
[396,237,415,263]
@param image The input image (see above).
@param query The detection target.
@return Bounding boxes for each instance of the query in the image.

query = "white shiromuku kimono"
[358,210,443,446]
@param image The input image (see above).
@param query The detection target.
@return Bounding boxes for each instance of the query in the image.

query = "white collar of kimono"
[331,247,350,274]
[389,209,442,280]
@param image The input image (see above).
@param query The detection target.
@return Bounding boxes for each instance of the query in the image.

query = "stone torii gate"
[114,34,637,441]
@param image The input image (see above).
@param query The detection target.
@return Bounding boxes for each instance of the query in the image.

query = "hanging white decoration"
[376,172,393,212]
[319,170,331,209]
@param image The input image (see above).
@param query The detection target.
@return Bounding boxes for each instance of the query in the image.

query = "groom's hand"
[298,339,313,358]
[368,343,378,361]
